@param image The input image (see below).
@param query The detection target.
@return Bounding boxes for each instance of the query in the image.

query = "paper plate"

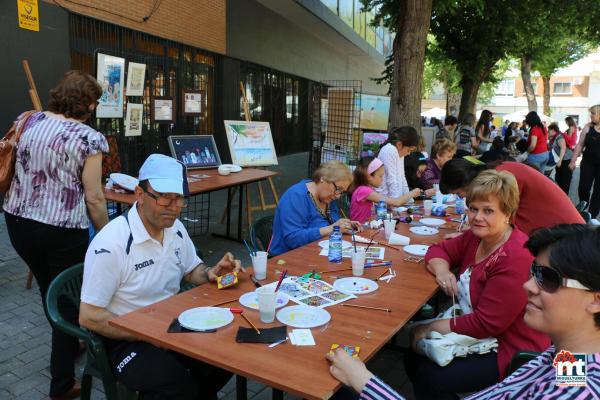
[404,244,430,257]
[178,307,234,331]
[276,305,331,328]
[410,226,439,236]
[318,240,353,250]
[239,291,289,310]
[394,206,408,213]
[110,173,139,192]
[333,277,379,295]
[419,218,446,227]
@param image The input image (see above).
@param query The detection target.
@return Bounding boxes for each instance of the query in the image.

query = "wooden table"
[109,219,454,399]
[104,168,279,241]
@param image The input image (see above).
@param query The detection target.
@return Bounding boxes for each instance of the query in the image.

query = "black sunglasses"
[530,262,590,293]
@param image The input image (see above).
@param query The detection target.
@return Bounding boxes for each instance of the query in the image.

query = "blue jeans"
[527,151,549,172]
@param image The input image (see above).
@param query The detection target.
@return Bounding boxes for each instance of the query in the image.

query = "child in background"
[349,157,422,223]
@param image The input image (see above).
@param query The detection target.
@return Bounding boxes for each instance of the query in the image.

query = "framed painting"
[126,62,146,97]
[151,97,175,123]
[224,120,278,166]
[96,53,125,118]
[181,89,202,116]
[125,103,143,136]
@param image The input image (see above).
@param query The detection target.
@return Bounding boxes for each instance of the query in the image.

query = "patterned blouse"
[3,112,108,229]
[466,346,600,399]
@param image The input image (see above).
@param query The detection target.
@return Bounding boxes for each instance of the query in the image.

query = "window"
[338,0,353,27]
[496,79,515,96]
[353,0,366,38]
[366,12,376,47]
[375,26,384,54]
[553,82,572,95]
[321,0,338,13]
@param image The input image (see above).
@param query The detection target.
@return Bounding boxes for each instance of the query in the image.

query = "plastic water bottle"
[376,200,387,220]
[455,197,465,215]
[328,226,343,263]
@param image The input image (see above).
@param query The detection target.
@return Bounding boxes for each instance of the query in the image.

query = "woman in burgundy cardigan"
[419,138,456,190]
[405,170,550,400]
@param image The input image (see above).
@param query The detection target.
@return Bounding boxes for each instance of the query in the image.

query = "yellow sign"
[17,0,39,32]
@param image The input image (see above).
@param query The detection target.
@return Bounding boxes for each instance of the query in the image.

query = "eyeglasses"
[329,181,345,196]
[142,188,188,208]
[530,262,590,293]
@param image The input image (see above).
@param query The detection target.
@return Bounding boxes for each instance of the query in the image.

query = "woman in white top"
[377,126,419,198]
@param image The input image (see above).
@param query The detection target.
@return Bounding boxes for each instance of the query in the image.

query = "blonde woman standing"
[570,105,600,219]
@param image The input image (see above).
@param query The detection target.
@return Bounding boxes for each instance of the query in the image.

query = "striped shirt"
[360,376,404,400]
[3,112,108,229]
[466,346,600,399]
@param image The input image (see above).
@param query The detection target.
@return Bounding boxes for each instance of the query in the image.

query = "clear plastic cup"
[383,219,397,239]
[423,200,433,216]
[251,251,268,280]
[351,248,366,276]
[257,286,277,323]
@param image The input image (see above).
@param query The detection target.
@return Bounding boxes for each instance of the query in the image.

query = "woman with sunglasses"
[405,170,550,399]
[269,160,362,256]
[468,224,600,399]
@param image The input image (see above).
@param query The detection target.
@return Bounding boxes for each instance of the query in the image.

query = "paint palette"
[410,226,439,236]
[239,291,288,310]
[333,277,379,295]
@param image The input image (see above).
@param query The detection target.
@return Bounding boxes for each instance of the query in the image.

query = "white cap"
[138,154,187,195]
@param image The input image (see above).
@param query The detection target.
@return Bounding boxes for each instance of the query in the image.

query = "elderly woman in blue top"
[269,160,362,256]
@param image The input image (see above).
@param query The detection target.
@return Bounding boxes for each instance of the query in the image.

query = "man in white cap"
[79,154,242,399]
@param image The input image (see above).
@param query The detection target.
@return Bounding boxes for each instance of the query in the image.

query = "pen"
[365,261,392,268]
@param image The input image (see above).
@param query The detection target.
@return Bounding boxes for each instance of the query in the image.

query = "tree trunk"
[388,0,433,131]
[447,92,461,117]
[458,80,481,121]
[520,55,537,112]
[542,75,551,116]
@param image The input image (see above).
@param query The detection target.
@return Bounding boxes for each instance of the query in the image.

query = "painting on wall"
[125,103,143,136]
[359,94,390,131]
[126,62,146,97]
[96,53,125,118]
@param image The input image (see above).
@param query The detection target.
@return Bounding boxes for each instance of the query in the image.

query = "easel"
[219,82,279,233]
[22,60,42,289]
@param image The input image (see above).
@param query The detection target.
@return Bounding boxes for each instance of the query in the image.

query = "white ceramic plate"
[419,218,446,227]
[333,277,379,295]
[404,244,429,257]
[110,173,139,191]
[394,206,408,213]
[410,226,439,236]
[276,305,331,328]
[239,291,289,310]
[219,164,242,173]
[178,307,234,331]
[318,240,353,250]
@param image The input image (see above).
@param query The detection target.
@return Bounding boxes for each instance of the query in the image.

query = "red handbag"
[0,111,36,194]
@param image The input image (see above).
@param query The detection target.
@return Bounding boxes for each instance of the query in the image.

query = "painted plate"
[410,226,439,236]
[333,277,379,295]
[394,206,408,213]
[110,173,139,192]
[419,218,446,227]
[239,291,289,310]
[276,305,331,328]
[404,244,430,257]
[318,240,353,250]
[178,307,234,331]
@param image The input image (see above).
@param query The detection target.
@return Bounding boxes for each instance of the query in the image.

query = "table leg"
[226,187,233,237]
[236,375,247,400]
[272,388,284,400]
[237,184,244,241]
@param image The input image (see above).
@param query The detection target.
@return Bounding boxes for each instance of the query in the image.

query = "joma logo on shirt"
[134,259,155,271]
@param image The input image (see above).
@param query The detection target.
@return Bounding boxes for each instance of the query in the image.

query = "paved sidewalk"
[0,152,585,399]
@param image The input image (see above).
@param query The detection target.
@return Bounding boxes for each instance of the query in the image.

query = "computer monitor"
[167,135,222,169]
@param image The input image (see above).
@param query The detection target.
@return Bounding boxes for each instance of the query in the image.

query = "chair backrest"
[45,263,124,399]
[508,350,540,374]
[251,215,274,251]
[576,201,588,212]
[580,210,592,223]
